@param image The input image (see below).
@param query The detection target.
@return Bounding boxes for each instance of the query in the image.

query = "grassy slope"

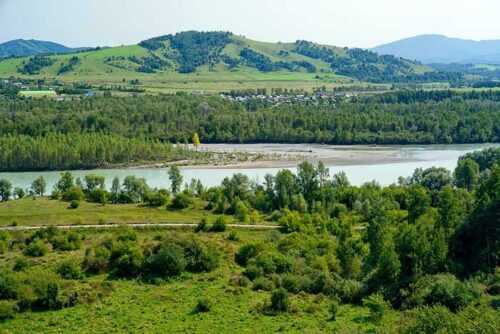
[0,229,387,334]
[0,198,238,227]
[0,35,429,93]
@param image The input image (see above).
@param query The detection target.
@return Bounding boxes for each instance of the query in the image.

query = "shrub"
[333,279,364,304]
[195,217,210,233]
[253,277,274,291]
[282,274,302,294]
[270,288,289,312]
[227,231,240,241]
[51,231,83,251]
[0,270,19,300]
[363,293,390,323]
[210,216,227,232]
[194,297,211,313]
[23,240,49,257]
[116,228,137,242]
[109,242,144,278]
[62,186,85,202]
[183,240,219,273]
[235,243,260,266]
[83,246,111,274]
[69,200,80,209]
[144,190,170,207]
[56,260,84,280]
[329,299,339,321]
[144,244,186,278]
[403,305,460,334]
[170,192,193,210]
[0,301,16,321]
[12,258,29,272]
[403,274,482,312]
[0,240,7,255]
[243,264,263,281]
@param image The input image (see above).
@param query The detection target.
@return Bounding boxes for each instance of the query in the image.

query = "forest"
[0,148,498,332]
[0,91,499,170]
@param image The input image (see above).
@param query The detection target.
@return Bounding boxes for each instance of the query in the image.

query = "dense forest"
[0,133,205,172]
[0,91,499,170]
[0,148,498,331]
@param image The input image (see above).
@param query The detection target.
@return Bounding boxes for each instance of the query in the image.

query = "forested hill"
[0,31,457,84]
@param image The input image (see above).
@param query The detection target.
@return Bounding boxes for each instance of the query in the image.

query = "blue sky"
[1,0,500,48]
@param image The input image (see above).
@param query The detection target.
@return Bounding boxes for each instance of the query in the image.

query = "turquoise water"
[0,144,496,191]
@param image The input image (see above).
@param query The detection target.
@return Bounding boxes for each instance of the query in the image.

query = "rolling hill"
[0,31,446,91]
[373,34,500,64]
[0,39,87,58]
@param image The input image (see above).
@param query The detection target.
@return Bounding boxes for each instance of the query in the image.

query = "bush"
[270,288,289,312]
[183,240,219,273]
[235,243,260,266]
[51,231,83,251]
[144,190,170,207]
[403,274,482,312]
[403,305,460,334]
[0,240,7,255]
[170,192,193,210]
[329,299,339,321]
[62,186,85,202]
[56,260,84,280]
[363,293,390,323]
[195,217,210,233]
[333,279,364,304]
[243,264,263,281]
[0,301,16,321]
[282,274,303,294]
[0,270,19,300]
[227,231,240,241]
[23,240,49,257]
[83,246,110,274]
[109,242,144,278]
[144,244,186,279]
[253,277,274,291]
[12,258,29,272]
[194,297,211,313]
[210,216,227,232]
[69,200,80,209]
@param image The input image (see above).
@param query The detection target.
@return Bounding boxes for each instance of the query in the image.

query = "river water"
[0,144,497,191]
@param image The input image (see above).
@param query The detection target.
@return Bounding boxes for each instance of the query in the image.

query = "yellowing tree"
[192,132,201,149]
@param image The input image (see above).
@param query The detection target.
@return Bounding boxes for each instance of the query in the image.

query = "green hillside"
[0,31,446,92]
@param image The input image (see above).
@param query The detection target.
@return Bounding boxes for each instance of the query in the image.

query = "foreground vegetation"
[0,148,499,332]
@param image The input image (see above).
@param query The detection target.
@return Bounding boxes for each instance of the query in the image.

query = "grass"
[0,197,239,227]
[0,229,383,334]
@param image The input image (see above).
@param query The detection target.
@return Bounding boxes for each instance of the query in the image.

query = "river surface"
[0,144,497,191]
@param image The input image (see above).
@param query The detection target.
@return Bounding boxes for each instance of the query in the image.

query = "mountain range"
[0,31,438,85]
[0,39,87,58]
[373,34,500,64]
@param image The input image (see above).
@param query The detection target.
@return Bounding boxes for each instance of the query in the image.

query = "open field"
[0,198,237,227]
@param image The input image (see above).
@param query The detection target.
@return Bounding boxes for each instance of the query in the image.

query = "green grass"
[0,229,384,334]
[0,198,237,227]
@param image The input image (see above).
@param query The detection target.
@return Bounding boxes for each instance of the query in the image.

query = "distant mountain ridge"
[0,39,86,58]
[372,34,500,64]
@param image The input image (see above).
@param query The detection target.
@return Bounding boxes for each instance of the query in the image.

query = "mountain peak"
[373,34,500,64]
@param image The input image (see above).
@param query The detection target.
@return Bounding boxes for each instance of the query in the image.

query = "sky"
[1,0,500,48]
